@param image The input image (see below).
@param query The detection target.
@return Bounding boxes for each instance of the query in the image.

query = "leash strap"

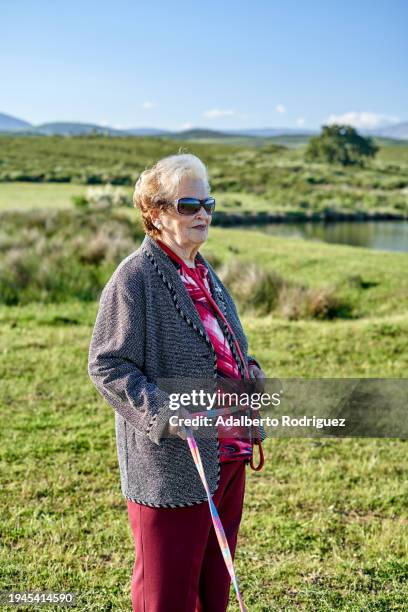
[184,424,248,612]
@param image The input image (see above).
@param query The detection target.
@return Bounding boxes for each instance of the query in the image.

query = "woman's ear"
[150,210,161,229]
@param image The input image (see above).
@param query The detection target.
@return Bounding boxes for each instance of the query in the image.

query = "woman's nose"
[196,206,211,219]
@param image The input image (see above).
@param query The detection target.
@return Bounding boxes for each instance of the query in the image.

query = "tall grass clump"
[0,208,144,305]
[218,260,351,320]
[72,184,131,209]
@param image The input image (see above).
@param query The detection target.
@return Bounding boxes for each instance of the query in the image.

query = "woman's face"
[156,176,212,248]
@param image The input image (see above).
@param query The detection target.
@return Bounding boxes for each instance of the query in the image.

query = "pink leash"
[184,425,248,612]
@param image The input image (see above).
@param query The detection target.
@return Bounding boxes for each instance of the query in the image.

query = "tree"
[305,124,379,166]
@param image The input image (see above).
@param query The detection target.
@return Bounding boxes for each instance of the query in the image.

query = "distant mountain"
[126,127,170,136]
[364,121,408,141]
[225,127,317,138]
[28,122,125,136]
[1,111,407,140]
[0,112,32,132]
[168,128,238,139]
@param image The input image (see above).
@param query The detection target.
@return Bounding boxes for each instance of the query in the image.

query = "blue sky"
[2,0,407,130]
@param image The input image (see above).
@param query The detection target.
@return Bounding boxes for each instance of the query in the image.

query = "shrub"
[218,260,285,315]
[71,185,131,210]
[72,195,88,209]
[218,259,351,320]
[0,208,144,304]
[85,184,131,209]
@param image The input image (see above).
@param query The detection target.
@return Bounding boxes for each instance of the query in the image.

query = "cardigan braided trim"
[143,249,222,505]
[125,494,215,508]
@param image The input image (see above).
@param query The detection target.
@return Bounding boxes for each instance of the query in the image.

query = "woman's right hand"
[165,406,198,441]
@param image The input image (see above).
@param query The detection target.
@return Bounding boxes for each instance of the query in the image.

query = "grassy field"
[1,135,408,218]
[0,136,407,609]
[0,182,85,211]
[203,228,408,320]
[0,182,271,215]
[1,221,407,610]
[1,306,407,611]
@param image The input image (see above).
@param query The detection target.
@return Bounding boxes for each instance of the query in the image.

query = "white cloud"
[99,119,110,126]
[203,109,236,119]
[202,108,248,121]
[296,117,305,126]
[324,111,400,129]
[142,101,157,110]
[182,122,193,130]
[275,104,286,114]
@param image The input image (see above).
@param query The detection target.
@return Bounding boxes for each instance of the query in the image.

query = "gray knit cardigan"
[88,233,265,507]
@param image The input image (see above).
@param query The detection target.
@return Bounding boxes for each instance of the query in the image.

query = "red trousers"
[126,460,246,612]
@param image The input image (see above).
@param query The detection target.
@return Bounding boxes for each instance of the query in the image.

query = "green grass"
[0,182,306,217]
[1,135,408,218]
[2,207,407,318]
[244,314,408,377]
[0,182,86,210]
[1,136,407,608]
[203,227,408,319]
[377,144,408,164]
[1,177,408,230]
[1,224,407,610]
[1,298,407,610]
[0,183,269,215]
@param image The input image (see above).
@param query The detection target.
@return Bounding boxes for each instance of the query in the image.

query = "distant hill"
[27,122,125,136]
[1,111,407,141]
[168,128,238,139]
[126,128,170,136]
[225,127,317,138]
[0,112,32,132]
[366,121,408,141]
[263,134,314,146]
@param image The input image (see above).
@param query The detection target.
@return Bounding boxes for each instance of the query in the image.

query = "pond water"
[244,221,408,253]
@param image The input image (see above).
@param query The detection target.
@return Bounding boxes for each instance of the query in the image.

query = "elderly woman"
[88,153,266,612]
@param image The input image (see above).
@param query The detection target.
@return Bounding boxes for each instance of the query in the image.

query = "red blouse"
[177,259,253,463]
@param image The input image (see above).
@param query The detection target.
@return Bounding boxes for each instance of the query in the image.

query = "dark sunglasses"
[175,197,216,216]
